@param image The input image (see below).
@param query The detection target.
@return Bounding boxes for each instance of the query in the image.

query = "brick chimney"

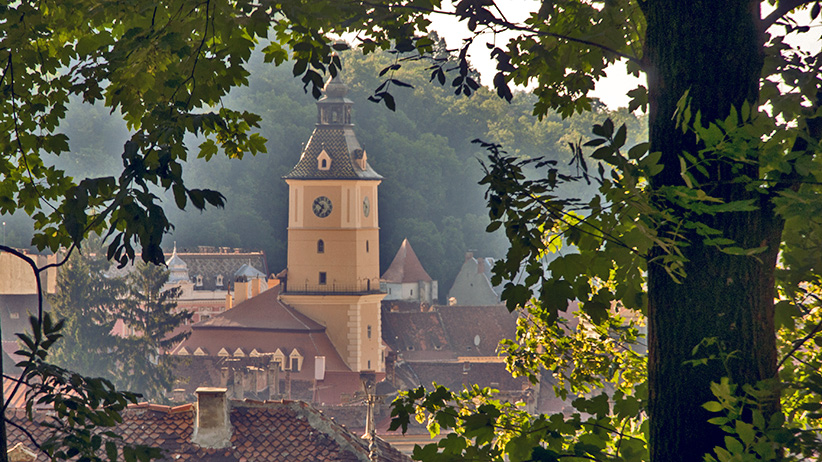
[192,387,232,449]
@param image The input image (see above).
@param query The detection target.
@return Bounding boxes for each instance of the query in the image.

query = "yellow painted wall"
[281,293,384,372]
[285,179,381,291]
[0,252,58,295]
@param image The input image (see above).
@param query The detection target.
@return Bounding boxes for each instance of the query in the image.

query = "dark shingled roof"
[381,239,433,283]
[6,399,411,462]
[284,76,381,181]
[283,127,382,180]
[177,251,268,291]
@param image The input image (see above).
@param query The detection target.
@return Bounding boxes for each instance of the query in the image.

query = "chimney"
[192,388,232,449]
[234,281,249,305]
[267,364,280,400]
[477,258,485,274]
[225,292,233,311]
[465,251,474,262]
[251,278,261,298]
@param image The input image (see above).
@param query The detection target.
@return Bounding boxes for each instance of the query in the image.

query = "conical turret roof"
[381,239,433,283]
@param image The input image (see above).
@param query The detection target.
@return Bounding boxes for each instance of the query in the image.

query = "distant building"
[6,387,410,462]
[447,251,501,306]
[381,238,438,305]
[0,250,57,372]
[381,303,541,412]
[161,245,269,323]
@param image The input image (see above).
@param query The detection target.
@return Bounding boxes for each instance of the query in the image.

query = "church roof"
[381,239,433,283]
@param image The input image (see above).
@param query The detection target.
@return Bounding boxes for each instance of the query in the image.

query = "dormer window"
[272,349,285,371]
[289,348,303,372]
[317,149,331,171]
[195,275,203,287]
[317,240,325,253]
[216,274,224,287]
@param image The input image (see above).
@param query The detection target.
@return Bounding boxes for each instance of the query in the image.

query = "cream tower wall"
[283,178,384,372]
[285,179,380,291]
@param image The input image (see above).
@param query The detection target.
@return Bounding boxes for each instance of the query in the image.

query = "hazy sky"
[428,1,821,110]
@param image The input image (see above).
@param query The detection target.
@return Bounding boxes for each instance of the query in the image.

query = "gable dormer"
[317,149,331,171]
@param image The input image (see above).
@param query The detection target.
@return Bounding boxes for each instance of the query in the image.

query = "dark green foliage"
[49,242,190,402]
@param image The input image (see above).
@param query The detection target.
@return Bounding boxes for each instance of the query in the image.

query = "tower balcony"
[284,279,383,296]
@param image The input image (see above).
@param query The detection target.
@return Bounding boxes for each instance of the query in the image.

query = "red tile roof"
[6,399,410,462]
[381,239,433,283]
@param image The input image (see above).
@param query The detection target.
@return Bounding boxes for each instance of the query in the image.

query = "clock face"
[363,196,370,217]
[312,196,333,218]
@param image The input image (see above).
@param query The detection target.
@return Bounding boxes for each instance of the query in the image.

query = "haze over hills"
[8,47,646,298]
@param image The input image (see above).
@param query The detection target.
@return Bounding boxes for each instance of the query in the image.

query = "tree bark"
[644,2,779,461]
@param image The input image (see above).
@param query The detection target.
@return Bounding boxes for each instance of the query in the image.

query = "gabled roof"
[193,285,323,332]
[5,399,411,462]
[381,239,433,283]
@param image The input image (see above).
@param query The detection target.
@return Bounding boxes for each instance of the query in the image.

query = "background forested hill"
[6,47,646,299]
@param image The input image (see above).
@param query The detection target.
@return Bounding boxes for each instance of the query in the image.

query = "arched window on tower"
[317,240,325,253]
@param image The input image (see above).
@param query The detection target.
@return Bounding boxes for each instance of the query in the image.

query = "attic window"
[289,349,303,372]
[216,274,224,286]
[317,149,331,171]
[272,349,285,371]
[10,312,19,319]
[317,240,325,253]
[195,275,203,287]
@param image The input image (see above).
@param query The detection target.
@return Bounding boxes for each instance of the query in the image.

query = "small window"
[368,360,371,369]
[367,325,372,339]
[366,241,369,252]
[317,240,325,253]
[321,159,327,168]
[319,272,327,285]
[195,275,203,287]
[272,359,282,371]
[216,274,224,286]
[410,289,413,296]
[291,357,300,372]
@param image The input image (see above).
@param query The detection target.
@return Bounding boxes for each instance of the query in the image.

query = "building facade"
[281,74,386,373]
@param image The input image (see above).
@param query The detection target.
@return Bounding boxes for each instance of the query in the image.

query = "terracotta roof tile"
[381,239,433,283]
[6,399,410,462]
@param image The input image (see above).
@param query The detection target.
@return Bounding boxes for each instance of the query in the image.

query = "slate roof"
[0,294,51,342]
[176,251,268,291]
[381,239,433,284]
[5,399,411,462]
[284,76,382,181]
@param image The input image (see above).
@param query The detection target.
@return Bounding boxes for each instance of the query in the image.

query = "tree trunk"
[644,2,779,461]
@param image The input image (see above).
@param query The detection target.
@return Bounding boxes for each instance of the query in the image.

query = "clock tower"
[281,74,385,372]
